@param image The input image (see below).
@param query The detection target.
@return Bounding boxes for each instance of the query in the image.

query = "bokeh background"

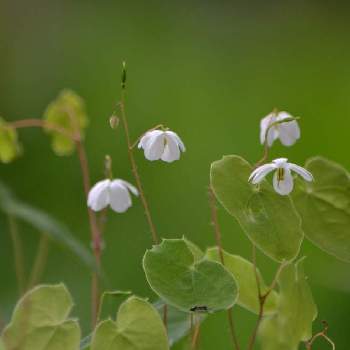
[1,0,350,348]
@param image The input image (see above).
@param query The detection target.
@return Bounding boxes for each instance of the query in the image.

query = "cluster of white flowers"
[250,110,313,195]
[88,128,185,213]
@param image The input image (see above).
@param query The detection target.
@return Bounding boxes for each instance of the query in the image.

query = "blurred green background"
[1,0,350,348]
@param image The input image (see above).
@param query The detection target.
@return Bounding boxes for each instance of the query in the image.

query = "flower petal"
[249,163,276,184]
[289,163,314,182]
[138,130,163,150]
[87,179,110,211]
[165,131,186,152]
[260,114,278,146]
[120,179,139,196]
[161,133,181,162]
[273,168,294,195]
[276,112,300,146]
[109,180,132,213]
[144,132,165,161]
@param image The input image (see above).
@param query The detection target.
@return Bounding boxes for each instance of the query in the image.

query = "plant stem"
[191,315,201,349]
[208,186,241,350]
[27,233,50,289]
[306,321,335,350]
[8,214,26,296]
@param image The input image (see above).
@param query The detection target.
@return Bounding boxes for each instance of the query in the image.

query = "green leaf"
[0,338,5,350]
[2,284,80,350]
[259,259,317,349]
[210,155,303,262]
[44,90,88,156]
[143,238,238,313]
[0,118,21,163]
[292,157,350,262]
[0,181,98,274]
[206,247,278,315]
[154,301,206,346]
[91,296,169,350]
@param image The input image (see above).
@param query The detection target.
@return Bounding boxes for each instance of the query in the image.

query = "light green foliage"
[259,259,317,350]
[143,238,238,312]
[210,155,303,262]
[0,118,21,163]
[91,296,168,350]
[2,284,80,350]
[206,247,278,315]
[44,89,88,156]
[293,157,350,262]
[154,301,206,346]
[0,339,5,350]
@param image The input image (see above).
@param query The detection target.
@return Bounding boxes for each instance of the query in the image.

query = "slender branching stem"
[191,314,201,350]
[28,233,49,289]
[306,321,335,350]
[7,214,26,296]
[208,186,241,350]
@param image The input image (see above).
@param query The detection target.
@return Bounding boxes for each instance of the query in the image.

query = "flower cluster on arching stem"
[250,110,313,195]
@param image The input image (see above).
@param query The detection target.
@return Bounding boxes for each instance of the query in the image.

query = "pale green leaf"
[91,296,168,350]
[210,155,303,262]
[0,118,21,163]
[44,90,88,156]
[143,238,238,313]
[293,157,350,262]
[2,284,80,350]
[206,247,278,315]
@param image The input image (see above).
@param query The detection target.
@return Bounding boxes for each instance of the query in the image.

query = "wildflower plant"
[0,62,348,350]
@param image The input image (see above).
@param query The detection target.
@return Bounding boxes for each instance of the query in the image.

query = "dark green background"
[1,0,349,348]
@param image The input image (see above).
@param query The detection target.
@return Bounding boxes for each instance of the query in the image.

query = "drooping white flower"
[138,129,185,162]
[260,111,300,147]
[87,179,138,213]
[248,158,313,195]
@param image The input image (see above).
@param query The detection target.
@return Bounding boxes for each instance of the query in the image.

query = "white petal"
[144,132,165,161]
[165,131,186,152]
[249,163,276,184]
[289,163,313,182]
[161,133,181,162]
[276,112,300,146]
[109,180,132,213]
[87,179,110,211]
[119,179,139,196]
[138,130,163,150]
[273,168,294,195]
[260,114,278,146]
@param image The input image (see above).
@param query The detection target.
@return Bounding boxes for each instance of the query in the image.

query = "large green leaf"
[0,118,21,163]
[259,259,317,349]
[292,157,350,262]
[91,296,168,350]
[44,90,88,156]
[206,247,278,315]
[143,238,238,313]
[2,284,80,350]
[210,155,303,262]
[0,181,98,273]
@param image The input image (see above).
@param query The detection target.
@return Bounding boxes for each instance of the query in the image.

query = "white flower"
[87,179,138,213]
[248,158,313,195]
[138,130,185,162]
[260,111,300,147]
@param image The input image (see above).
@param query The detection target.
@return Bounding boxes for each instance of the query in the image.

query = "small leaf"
[154,301,206,346]
[259,259,317,349]
[206,247,278,315]
[2,284,80,350]
[210,155,303,262]
[44,90,88,156]
[143,238,238,313]
[0,181,98,273]
[292,157,350,262]
[0,118,21,163]
[91,296,169,350]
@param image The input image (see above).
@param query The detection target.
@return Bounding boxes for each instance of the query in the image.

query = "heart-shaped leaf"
[206,247,278,315]
[2,284,80,350]
[292,157,350,262]
[210,155,303,262]
[0,118,21,163]
[143,238,238,313]
[91,296,168,350]
[259,259,317,349]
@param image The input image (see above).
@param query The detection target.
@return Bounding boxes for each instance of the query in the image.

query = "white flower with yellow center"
[87,179,138,213]
[138,130,185,162]
[249,158,313,195]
